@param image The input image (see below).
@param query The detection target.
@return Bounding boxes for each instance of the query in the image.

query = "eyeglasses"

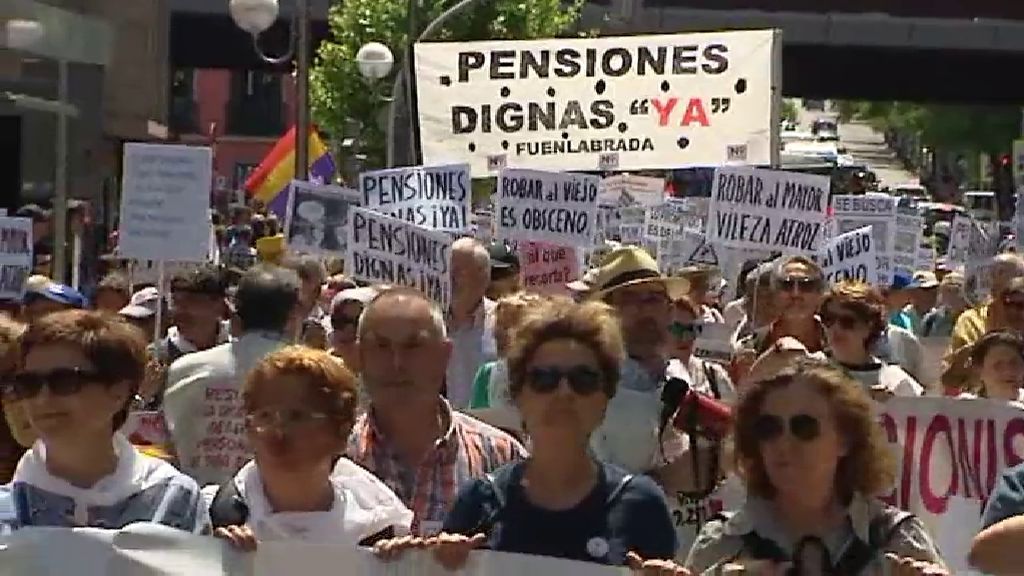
[6,368,104,400]
[779,276,821,293]
[820,312,861,330]
[245,408,333,433]
[669,321,704,340]
[752,413,821,442]
[525,365,604,396]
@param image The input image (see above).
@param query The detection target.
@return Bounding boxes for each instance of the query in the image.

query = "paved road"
[795,105,918,189]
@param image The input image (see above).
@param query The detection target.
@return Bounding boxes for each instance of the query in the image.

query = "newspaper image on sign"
[0,217,32,300]
[414,30,778,176]
[283,181,361,257]
[496,168,599,246]
[831,194,897,286]
[598,174,665,207]
[818,225,877,286]
[346,207,453,311]
[893,213,924,283]
[359,164,471,233]
[706,166,829,253]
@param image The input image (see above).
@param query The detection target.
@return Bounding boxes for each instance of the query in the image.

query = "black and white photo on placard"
[283,181,361,256]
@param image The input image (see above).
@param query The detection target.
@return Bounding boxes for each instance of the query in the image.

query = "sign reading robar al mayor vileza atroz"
[413,30,777,176]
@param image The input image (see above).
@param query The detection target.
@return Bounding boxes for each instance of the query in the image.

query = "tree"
[851,101,1019,154]
[310,0,587,169]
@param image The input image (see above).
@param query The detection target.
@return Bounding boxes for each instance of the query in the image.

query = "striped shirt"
[347,399,525,534]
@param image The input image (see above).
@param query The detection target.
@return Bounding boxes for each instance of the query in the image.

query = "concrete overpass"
[169,0,1024,103]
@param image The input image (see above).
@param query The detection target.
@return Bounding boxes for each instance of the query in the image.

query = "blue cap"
[26,282,88,309]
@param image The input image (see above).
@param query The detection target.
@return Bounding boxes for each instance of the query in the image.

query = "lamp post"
[229,0,311,179]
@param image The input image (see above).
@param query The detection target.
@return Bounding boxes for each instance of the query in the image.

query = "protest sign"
[947,214,973,266]
[122,410,170,447]
[818,225,877,286]
[643,203,688,245]
[283,181,361,256]
[496,169,599,247]
[346,207,453,311]
[0,217,32,300]
[894,214,924,282]
[916,245,935,274]
[519,242,579,295]
[599,174,665,207]
[359,164,471,233]
[831,194,897,286]
[878,397,1024,574]
[693,322,734,365]
[706,166,829,254]
[0,525,630,576]
[118,143,212,262]
[414,30,777,175]
[659,229,718,274]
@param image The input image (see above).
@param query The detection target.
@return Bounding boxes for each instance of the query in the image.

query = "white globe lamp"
[229,0,280,35]
[356,42,394,81]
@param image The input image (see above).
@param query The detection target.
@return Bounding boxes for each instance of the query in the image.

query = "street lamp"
[356,43,394,81]
[229,0,311,180]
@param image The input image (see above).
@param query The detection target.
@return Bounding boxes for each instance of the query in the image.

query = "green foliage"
[310,0,587,169]
[780,99,798,123]
[848,101,1019,154]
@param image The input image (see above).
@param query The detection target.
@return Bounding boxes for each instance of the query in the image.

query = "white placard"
[818,225,878,286]
[599,174,665,207]
[643,203,688,245]
[706,166,829,254]
[118,143,212,262]
[346,207,453,311]
[659,229,718,274]
[283,181,362,256]
[414,30,778,175]
[893,213,924,282]
[916,245,935,273]
[947,214,974,266]
[359,164,471,233]
[496,169,599,247]
[831,194,897,286]
[0,217,33,300]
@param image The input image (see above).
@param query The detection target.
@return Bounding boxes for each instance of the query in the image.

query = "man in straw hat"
[580,246,702,491]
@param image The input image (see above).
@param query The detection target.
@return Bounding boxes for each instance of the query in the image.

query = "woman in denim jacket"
[0,310,207,533]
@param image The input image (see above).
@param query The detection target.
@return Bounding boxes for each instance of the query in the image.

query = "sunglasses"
[821,312,861,330]
[525,365,604,396]
[7,368,104,401]
[669,321,704,340]
[779,276,821,293]
[752,413,821,442]
[245,408,333,433]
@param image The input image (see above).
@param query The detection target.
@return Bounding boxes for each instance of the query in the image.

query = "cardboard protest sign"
[643,203,688,246]
[659,229,719,274]
[894,213,924,282]
[818,225,877,286]
[414,30,777,175]
[496,169,599,247]
[283,181,361,256]
[599,174,665,207]
[879,397,1024,574]
[693,322,734,365]
[706,166,829,254]
[518,242,579,295]
[346,207,452,311]
[359,164,471,233]
[946,214,973,266]
[118,143,212,262]
[0,217,32,300]
[831,194,897,286]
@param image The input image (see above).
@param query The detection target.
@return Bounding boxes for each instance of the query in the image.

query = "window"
[227,70,284,137]
[169,68,198,133]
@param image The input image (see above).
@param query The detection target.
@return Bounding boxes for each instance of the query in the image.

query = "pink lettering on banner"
[123,411,170,446]
[518,242,579,295]
[197,386,248,474]
[919,415,957,515]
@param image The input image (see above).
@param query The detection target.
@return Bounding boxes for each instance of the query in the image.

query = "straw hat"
[585,246,689,301]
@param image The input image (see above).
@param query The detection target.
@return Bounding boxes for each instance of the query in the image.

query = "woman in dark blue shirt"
[375,299,681,573]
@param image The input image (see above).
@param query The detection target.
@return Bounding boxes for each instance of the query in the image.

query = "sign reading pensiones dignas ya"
[413,30,778,176]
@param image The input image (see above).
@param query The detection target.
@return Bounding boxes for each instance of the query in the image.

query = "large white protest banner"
[346,207,453,310]
[118,143,212,262]
[519,242,579,295]
[831,194,897,286]
[284,181,361,256]
[496,169,599,246]
[818,225,877,286]
[878,397,1024,574]
[359,164,471,233]
[0,524,630,576]
[0,217,32,300]
[706,166,829,254]
[414,30,778,175]
[894,213,924,283]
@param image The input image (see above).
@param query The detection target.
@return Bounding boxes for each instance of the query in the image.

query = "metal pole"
[294,0,311,179]
[53,58,69,283]
[406,0,419,166]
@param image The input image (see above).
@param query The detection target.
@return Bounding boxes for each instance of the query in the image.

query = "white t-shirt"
[841,358,924,397]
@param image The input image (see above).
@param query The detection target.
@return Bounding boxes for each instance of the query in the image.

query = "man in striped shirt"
[348,288,525,535]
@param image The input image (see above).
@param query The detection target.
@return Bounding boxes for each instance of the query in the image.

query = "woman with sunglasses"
[211,346,412,550]
[375,300,684,574]
[820,282,924,398]
[0,310,206,532]
[686,360,946,575]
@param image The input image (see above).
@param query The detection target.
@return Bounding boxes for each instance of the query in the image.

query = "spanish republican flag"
[244,125,335,216]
